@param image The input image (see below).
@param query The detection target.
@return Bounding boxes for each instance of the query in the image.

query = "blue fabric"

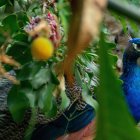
[31,104,95,140]
[129,38,140,44]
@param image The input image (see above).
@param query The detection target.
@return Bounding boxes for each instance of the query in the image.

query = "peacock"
[31,35,140,139]
[121,37,140,123]
[1,36,140,139]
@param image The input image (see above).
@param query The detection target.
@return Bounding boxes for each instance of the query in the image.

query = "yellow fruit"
[31,37,54,60]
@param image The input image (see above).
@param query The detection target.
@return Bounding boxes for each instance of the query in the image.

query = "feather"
[121,37,140,122]
[129,38,140,44]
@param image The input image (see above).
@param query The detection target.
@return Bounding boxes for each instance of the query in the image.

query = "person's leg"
[56,119,96,140]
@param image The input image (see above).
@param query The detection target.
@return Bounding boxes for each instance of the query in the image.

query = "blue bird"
[121,37,140,123]
[32,36,140,139]
[2,36,140,139]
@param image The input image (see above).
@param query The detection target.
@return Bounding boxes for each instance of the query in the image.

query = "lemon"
[31,37,54,60]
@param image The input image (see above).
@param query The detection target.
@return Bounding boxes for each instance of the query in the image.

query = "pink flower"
[24,12,61,48]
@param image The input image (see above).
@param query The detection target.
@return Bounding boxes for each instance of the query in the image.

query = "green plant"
[0,0,140,139]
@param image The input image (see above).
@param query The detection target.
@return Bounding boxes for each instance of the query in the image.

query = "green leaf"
[24,108,37,140]
[58,0,71,35]
[75,67,82,87]
[38,84,56,112]
[17,61,44,81]
[8,0,14,5]
[2,14,19,34]
[13,32,28,42]
[106,42,116,50]
[0,31,6,46]
[7,85,30,122]
[45,99,57,118]
[0,0,8,7]
[30,68,51,89]
[20,81,35,108]
[7,43,32,65]
[109,53,118,68]
[60,91,70,110]
[16,11,29,28]
[50,71,60,85]
[82,84,98,110]
[95,32,140,140]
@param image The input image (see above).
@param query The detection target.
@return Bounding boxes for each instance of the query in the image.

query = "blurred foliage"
[127,0,140,6]
[0,0,140,139]
[108,0,140,38]
[0,0,96,127]
[95,30,140,140]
